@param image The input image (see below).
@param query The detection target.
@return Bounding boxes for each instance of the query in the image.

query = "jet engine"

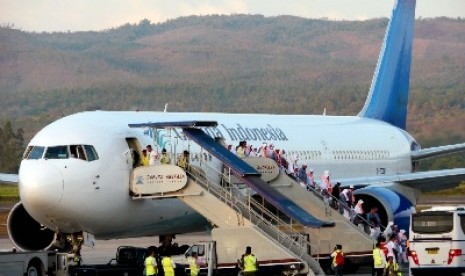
[353,185,416,231]
[7,202,69,251]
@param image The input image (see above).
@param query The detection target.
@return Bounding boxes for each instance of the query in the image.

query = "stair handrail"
[186,163,320,257]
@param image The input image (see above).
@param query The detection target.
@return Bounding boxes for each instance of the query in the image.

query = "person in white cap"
[352,199,366,231]
[339,187,352,219]
[306,168,316,190]
[320,170,333,204]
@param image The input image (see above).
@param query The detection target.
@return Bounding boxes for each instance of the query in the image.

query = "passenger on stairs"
[331,182,342,211]
[297,163,309,188]
[176,150,189,170]
[147,145,159,166]
[236,141,246,158]
[160,148,171,165]
[249,146,258,157]
[320,170,333,204]
[339,187,352,219]
[287,155,299,178]
[367,206,382,239]
[258,142,267,158]
[352,199,365,224]
[306,168,316,190]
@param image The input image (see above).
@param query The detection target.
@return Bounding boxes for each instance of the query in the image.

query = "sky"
[1,0,464,32]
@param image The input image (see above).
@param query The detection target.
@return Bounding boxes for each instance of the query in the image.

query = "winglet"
[358,0,416,130]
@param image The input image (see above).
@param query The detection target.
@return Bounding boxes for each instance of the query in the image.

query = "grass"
[0,184,20,203]
[0,184,18,237]
[424,182,465,196]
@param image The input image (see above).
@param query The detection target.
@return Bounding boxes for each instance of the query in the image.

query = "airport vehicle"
[68,246,147,276]
[0,249,69,276]
[171,228,308,276]
[0,0,464,271]
[408,206,465,276]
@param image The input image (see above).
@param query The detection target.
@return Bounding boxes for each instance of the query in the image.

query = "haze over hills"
[0,15,464,171]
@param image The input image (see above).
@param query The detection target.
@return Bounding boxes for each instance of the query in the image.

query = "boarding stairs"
[184,166,325,275]
[128,121,331,275]
[179,127,375,260]
[269,173,376,263]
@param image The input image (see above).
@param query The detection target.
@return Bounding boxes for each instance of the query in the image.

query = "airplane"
[1,0,465,254]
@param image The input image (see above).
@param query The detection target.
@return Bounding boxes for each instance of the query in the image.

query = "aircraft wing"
[411,142,465,161]
[339,168,465,193]
[0,173,19,184]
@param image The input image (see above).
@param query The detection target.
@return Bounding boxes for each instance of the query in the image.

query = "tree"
[0,121,24,173]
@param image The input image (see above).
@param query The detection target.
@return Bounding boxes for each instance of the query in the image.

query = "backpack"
[335,251,344,266]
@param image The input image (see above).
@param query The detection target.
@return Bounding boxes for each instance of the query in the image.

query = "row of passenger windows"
[332,150,390,160]
[23,145,99,161]
[284,150,390,160]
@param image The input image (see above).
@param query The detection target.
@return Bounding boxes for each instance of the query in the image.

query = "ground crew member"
[187,251,203,276]
[240,246,258,276]
[160,148,171,165]
[161,254,176,276]
[144,247,158,276]
[330,244,344,276]
[384,253,402,276]
[176,150,189,170]
[372,242,386,276]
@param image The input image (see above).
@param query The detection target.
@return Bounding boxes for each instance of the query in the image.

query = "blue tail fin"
[358,0,416,130]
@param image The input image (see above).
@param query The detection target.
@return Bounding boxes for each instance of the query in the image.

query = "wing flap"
[411,143,465,161]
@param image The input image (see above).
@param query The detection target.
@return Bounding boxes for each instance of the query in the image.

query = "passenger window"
[84,145,99,161]
[45,146,69,159]
[27,146,45,160]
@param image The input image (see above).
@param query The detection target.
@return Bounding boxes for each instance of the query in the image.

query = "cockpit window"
[84,145,99,161]
[45,146,69,159]
[26,146,45,160]
[25,145,99,161]
[70,145,86,160]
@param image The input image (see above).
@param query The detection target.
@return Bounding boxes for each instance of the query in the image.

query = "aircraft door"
[125,138,143,168]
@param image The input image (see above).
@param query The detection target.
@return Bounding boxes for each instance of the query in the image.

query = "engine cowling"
[7,202,69,251]
[353,185,416,231]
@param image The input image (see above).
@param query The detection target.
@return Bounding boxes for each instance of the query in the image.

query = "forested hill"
[0,15,464,164]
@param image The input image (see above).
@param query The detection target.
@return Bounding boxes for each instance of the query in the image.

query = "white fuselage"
[19,111,416,239]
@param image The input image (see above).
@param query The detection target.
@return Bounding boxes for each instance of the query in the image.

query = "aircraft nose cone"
[19,161,64,213]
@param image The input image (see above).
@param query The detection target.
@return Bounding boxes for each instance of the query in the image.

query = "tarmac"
[1,195,455,275]
[0,232,410,275]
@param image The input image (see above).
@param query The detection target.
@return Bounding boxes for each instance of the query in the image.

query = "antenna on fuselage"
[323,108,326,116]
[164,103,168,112]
